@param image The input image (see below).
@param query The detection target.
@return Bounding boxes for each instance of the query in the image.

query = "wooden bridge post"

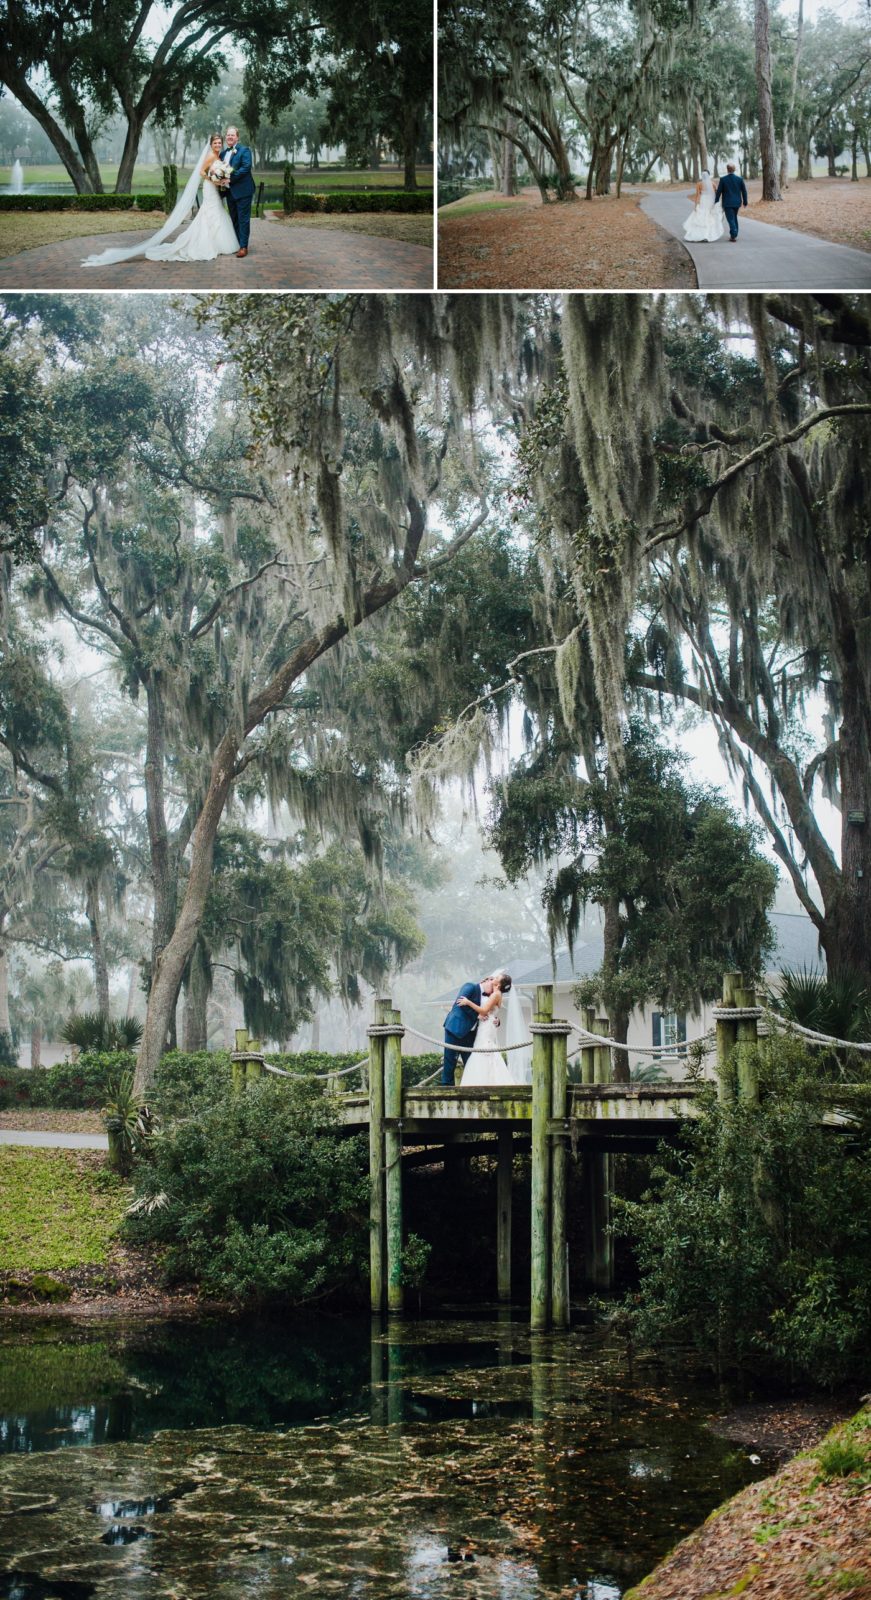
[716,971,742,1102]
[368,998,388,1315]
[245,1037,263,1087]
[531,983,554,1331]
[735,984,760,1104]
[582,1015,614,1292]
[384,1005,405,1316]
[232,1028,247,1093]
[550,1020,572,1329]
[581,1007,596,1085]
[497,1127,513,1303]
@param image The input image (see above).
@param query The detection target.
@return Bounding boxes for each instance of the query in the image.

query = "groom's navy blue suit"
[714,171,748,239]
[443,982,481,1086]
[222,143,255,249]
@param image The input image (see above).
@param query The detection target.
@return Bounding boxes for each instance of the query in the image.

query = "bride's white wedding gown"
[145,174,238,262]
[683,178,726,243]
[461,1011,513,1087]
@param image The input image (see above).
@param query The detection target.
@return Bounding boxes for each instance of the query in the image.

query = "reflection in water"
[0,1312,773,1598]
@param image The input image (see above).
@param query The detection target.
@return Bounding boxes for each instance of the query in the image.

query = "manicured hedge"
[0,1048,441,1111]
[286,190,432,214]
[0,193,164,212]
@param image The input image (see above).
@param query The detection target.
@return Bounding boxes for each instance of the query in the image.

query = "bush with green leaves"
[615,1033,871,1387]
[61,1012,143,1052]
[0,1051,133,1109]
[126,1077,369,1303]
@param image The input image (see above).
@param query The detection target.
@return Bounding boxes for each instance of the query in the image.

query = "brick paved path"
[0,216,434,290]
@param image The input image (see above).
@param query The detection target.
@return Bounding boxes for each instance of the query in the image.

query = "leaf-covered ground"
[437,188,696,288]
[626,1406,871,1600]
[0,1109,103,1132]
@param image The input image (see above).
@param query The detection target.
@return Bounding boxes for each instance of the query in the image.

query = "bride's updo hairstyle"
[496,973,512,993]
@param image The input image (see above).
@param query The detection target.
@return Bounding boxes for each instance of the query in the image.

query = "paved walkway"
[640,192,871,289]
[0,1129,108,1150]
[0,216,433,290]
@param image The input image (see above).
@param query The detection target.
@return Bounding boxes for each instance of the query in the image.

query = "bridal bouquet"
[208,158,233,187]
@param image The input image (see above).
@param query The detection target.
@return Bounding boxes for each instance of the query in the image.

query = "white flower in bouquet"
[208,158,233,186]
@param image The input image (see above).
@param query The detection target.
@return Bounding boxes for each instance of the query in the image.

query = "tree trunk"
[826,139,837,178]
[115,111,144,194]
[851,129,859,181]
[86,881,110,1017]
[594,139,613,195]
[402,102,419,191]
[182,940,210,1052]
[30,1023,42,1071]
[780,0,804,191]
[0,941,11,1040]
[4,74,94,191]
[796,138,812,179]
[144,675,179,1043]
[501,119,517,196]
[602,896,630,1083]
[755,0,782,199]
[694,101,709,174]
[863,141,871,178]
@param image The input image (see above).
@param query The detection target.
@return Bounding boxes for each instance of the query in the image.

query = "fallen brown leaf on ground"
[626,1407,871,1600]
[0,1109,103,1133]
[437,189,695,289]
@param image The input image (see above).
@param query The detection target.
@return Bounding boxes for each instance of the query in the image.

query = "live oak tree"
[490,721,777,1067]
[501,292,871,983]
[0,0,308,194]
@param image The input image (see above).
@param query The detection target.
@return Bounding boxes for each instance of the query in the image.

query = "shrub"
[285,190,432,214]
[126,1076,368,1303]
[162,163,178,212]
[438,184,470,207]
[282,162,295,213]
[0,193,164,212]
[0,1052,132,1109]
[615,1033,871,1386]
[62,1012,143,1051]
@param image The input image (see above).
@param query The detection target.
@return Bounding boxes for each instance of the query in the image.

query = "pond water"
[0,1310,773,1598]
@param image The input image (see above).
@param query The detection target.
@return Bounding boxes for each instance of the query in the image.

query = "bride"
[460,973,530,1087]
[682,170,725,243]
[82,135,239,268]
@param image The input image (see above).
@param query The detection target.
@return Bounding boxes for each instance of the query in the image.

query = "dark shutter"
[678,1014,686,1043]
[652,1012,662,1049]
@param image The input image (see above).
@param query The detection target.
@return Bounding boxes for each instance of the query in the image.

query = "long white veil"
[502,983,532,1085]
[700,170,716,208]
[82,139,212,267]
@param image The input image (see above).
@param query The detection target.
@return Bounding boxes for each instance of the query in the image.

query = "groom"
[714,163,748,242]
[221,126,255,258]
[442,975,494,1086]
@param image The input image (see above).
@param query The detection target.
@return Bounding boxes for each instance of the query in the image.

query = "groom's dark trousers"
[222,144,255,248]
[443,982,481,1085]
[714,172,748,238]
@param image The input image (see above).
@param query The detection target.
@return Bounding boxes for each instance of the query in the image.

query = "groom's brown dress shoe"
[236,248,248,257]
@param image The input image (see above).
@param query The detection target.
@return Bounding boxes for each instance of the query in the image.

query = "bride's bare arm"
[458,991,501,1017]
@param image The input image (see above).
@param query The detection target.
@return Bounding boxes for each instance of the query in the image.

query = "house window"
[652,1011,686,1055]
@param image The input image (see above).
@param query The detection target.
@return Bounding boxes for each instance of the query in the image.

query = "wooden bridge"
[233,974,767,1332]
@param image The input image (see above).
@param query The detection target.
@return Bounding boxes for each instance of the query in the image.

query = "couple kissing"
[442,972,530,1088]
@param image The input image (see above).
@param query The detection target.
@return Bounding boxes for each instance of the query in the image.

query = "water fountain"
[11,158,24,194]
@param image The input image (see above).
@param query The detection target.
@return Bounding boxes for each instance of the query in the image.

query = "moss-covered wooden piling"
[530,984,554,1331]
[368,999,387,1315]
[497,1126,513,1302]
[550,1021,571,1328]
[383,1005,404,1316]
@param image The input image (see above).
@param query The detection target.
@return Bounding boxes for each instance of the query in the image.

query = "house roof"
[513,911,824,988]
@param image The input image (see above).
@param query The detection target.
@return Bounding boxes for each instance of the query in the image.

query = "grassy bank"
[626,1406,871,1599]
[0,1147,128,1275]
[1,164,433,193]
[0,209,163,260]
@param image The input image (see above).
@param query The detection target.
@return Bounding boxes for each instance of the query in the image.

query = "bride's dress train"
[461,1014,513,1086]
[683,177,726,243]
[82,141,239,268]
[145,177,238,261]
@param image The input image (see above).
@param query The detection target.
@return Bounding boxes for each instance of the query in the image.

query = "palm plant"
[102,1070,155,1175]
[771,968,871,1044]
[62,1011,144,1053]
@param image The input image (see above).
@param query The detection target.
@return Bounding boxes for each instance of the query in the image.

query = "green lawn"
[274,213,433,248]
[2,164,433,194]
[0,210,164,260]
[0,1148,129,1272]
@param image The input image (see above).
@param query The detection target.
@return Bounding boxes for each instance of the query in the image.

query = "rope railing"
[761,1009,871,1053]
[569,1022,715,1057]
[262,1056,369,1081]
